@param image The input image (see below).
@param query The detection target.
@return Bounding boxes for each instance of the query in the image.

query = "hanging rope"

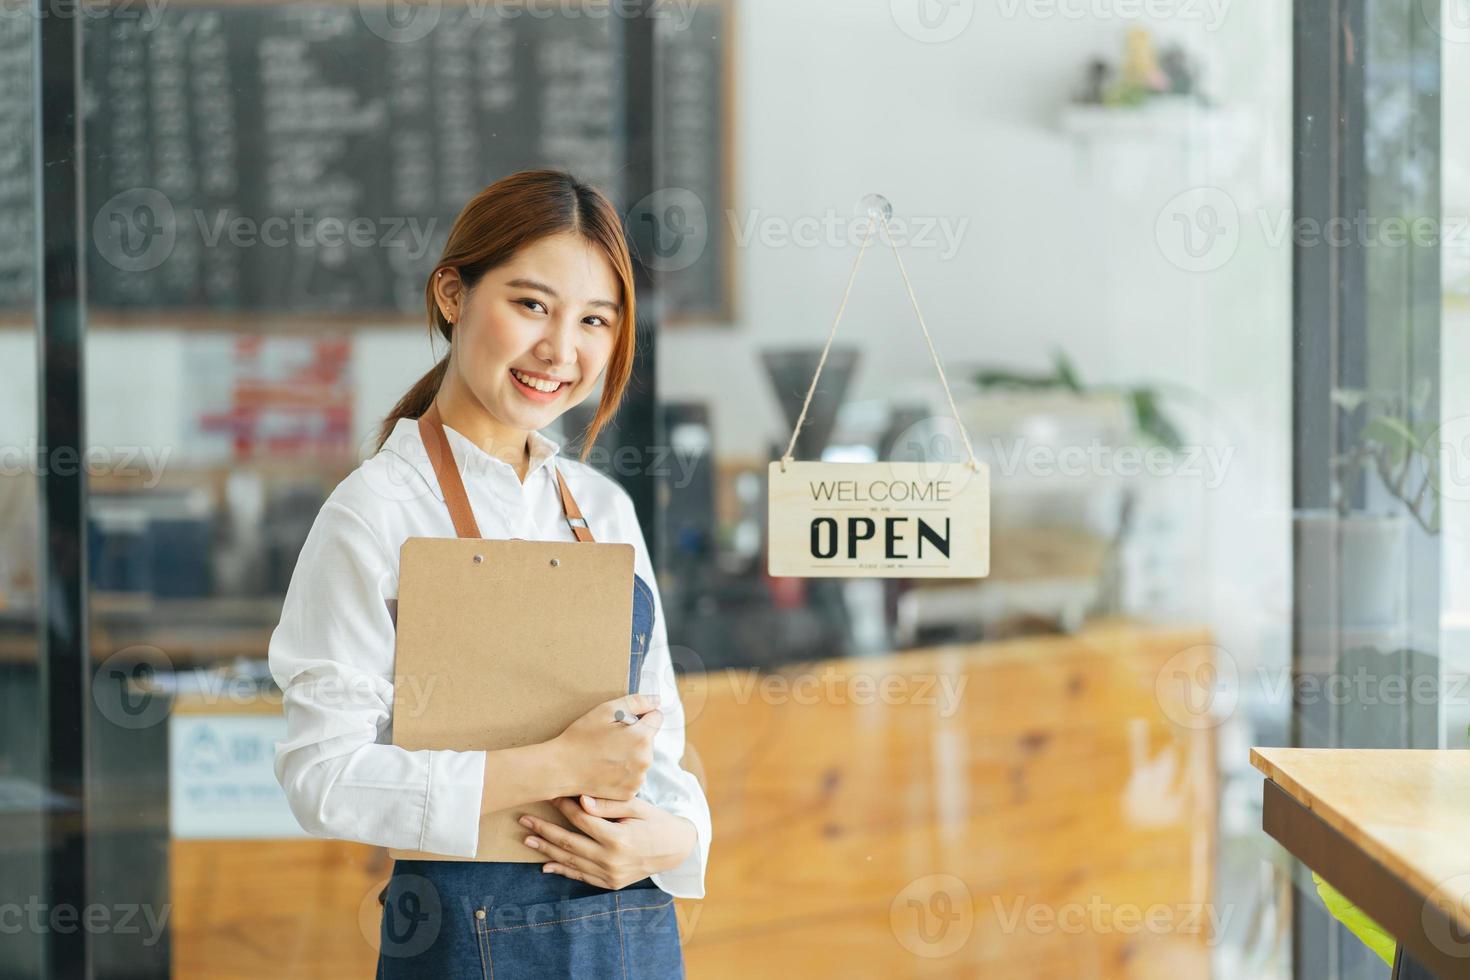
[778,203,981,474]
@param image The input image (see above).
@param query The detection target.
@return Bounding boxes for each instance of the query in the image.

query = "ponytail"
[373,355,449,454]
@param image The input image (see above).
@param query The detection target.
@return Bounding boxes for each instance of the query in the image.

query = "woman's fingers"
[542,863,611,889]
[519,813,600,861]
[605,692,660,722]
[575,795,648,820]
[550,796,617,841]
[522,831,602,880]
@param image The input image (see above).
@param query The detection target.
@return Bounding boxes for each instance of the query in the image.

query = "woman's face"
[438,232,623,437]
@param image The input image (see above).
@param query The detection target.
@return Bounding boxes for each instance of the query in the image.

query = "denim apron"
[375,408,683,979]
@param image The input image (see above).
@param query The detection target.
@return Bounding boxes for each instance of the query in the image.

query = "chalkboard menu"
[0,2,731,322]
[0,15,33,313]
[653,0,732,322]
[81,4,626,315]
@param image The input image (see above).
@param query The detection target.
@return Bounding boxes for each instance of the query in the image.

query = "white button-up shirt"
[269,415,711,899]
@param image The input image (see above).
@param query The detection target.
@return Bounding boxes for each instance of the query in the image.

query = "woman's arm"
[270,500,492,857]
[481,690,665,814]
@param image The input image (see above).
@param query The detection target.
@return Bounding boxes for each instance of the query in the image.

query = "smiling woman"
[269,170,709,980]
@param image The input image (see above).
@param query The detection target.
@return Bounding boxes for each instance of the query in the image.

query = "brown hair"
[373,169,637,460]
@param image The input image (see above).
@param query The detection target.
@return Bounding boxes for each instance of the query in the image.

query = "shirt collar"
[383,415,562,503]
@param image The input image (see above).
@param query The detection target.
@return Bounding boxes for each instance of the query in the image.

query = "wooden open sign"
[765,194,991,578]
[767,460,989,578]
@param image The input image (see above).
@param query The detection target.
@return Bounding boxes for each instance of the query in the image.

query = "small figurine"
[1119,27,1169,93]
[1076,58,1112,105]
[1159,43,1196,96]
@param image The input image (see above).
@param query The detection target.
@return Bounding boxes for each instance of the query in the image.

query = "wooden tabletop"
[1251,747,1470,970]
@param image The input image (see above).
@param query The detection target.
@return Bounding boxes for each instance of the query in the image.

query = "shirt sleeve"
[269,499,488,857]
[618,493,713,900]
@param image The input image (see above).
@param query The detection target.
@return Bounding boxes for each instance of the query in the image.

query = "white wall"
[657,0,1294,681]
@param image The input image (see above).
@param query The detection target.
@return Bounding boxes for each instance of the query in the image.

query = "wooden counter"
[1252,747,1470,978]
[172,621,1219,978]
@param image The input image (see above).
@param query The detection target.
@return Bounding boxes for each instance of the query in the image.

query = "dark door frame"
[1292,0,1442,977]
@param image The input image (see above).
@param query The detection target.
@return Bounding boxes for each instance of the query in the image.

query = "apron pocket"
[616,892,684,980]
[474,888,681,980]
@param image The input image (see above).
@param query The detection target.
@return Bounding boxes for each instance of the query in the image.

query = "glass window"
[4,1,1456,977]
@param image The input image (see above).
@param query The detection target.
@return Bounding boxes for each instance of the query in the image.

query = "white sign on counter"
[767,460,990,578]
[170,715,307,839]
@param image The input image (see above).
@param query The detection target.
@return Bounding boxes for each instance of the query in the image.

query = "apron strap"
[555,467,595,543]
[416,402,595,543]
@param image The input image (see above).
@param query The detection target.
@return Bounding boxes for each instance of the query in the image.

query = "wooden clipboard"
[388,536,635,862]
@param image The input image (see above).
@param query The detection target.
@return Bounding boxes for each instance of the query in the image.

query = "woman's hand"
[549,693,663,801]
[480,693,661,816]
[518,795,697,891]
